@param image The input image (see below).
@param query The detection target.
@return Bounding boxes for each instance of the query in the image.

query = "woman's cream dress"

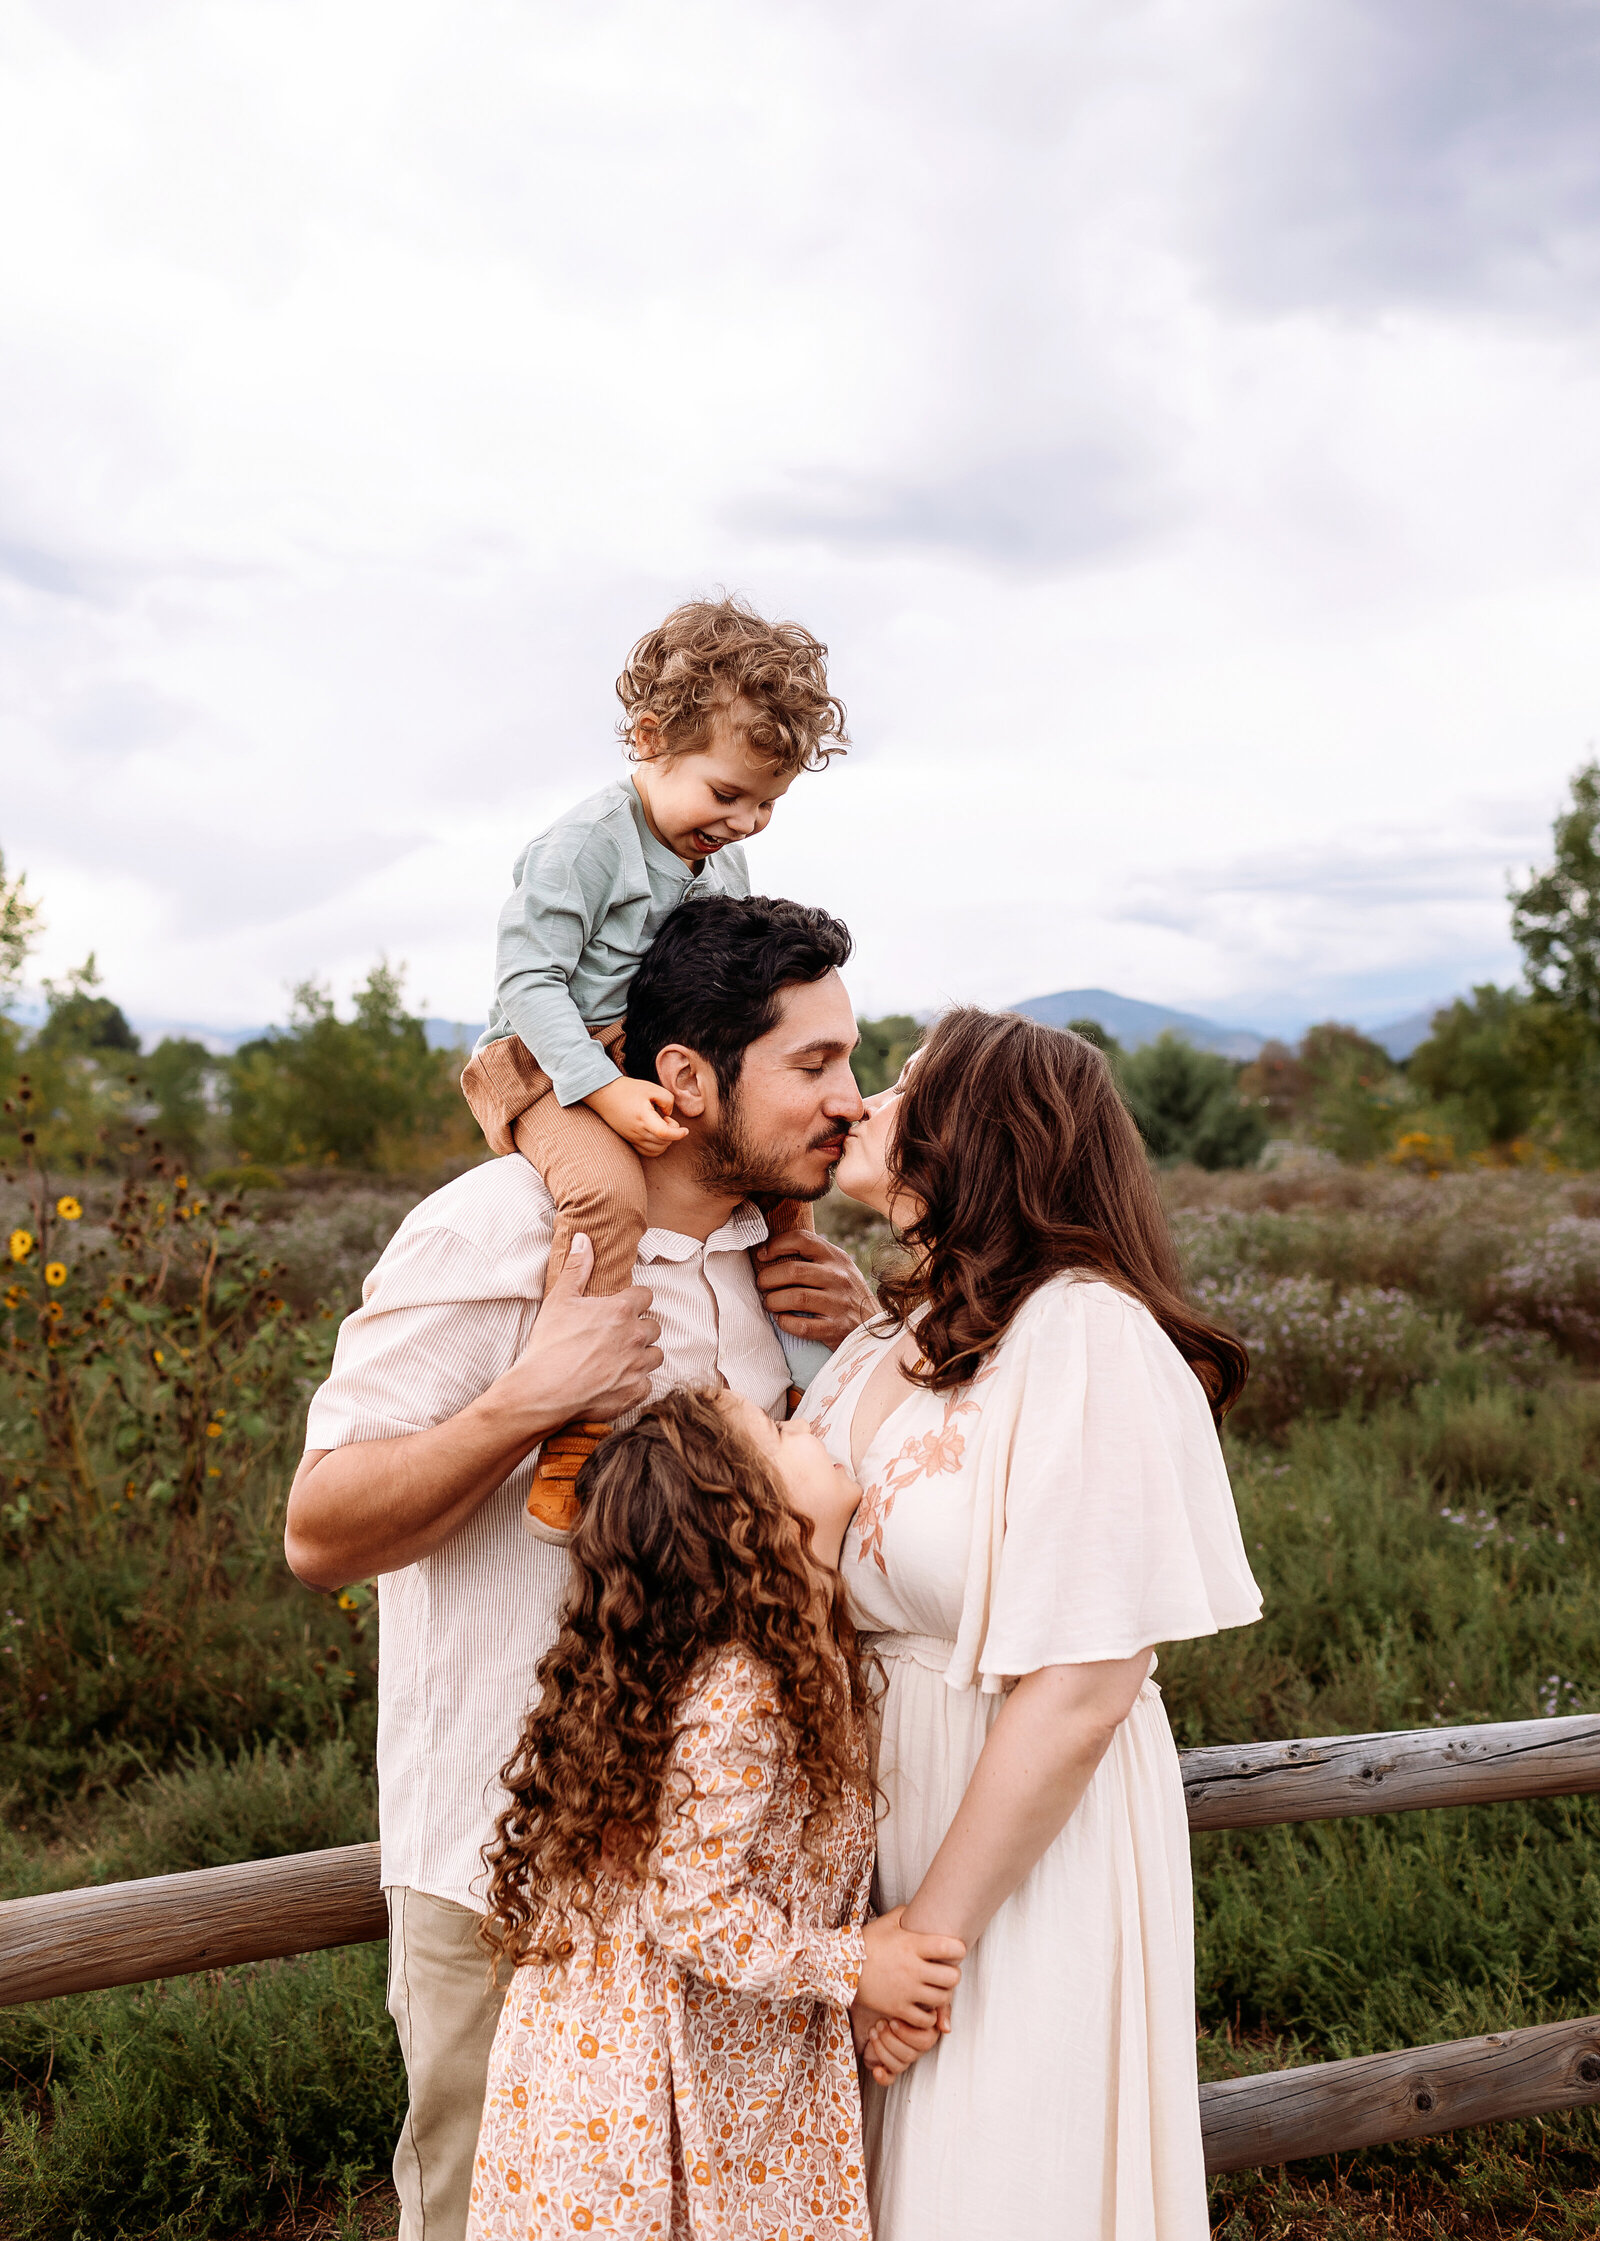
[800,1275,1262,2241]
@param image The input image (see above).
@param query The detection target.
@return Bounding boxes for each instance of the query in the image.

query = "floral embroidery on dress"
[854,1358,999,1575]
[801,1330,881,1447]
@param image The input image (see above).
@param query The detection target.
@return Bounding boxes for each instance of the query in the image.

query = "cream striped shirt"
[303,1156,790,1912]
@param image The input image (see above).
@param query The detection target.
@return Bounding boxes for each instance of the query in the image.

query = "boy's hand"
[860,2014,941,2087]
[856,1905,964,2030]
[583,1077,689,1157]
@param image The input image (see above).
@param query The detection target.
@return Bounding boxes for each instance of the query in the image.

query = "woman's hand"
[856,1906,965,2028]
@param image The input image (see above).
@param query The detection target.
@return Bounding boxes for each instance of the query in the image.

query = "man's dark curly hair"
[623,892,853,1099]
[479,1388,870,1971]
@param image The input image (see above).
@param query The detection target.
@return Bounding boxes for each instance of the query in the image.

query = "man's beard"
[694,1091,840,1204]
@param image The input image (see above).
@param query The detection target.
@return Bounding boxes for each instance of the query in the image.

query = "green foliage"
[0,847,43,1002]
[850,1013,920,1097]
[35,955,139,1056]
[1406,984,1540,1151]
[1512,758,1600,1023]
[0,1946,402,2241]
[1118,1032,1268,1169]
[227,962,480,1173]
[141,1037,219,1166]
[1065,1015,1120,1054]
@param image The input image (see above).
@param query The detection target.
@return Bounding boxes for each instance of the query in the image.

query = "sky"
[3,0,1600,1042]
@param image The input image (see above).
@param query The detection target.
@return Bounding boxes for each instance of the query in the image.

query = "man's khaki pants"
[384,1887,511,2241]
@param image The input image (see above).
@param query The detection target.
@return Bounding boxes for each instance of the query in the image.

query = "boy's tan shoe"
[526,1421,611,1531]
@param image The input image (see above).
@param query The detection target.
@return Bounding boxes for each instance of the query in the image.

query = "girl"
[466,1387,964,2241]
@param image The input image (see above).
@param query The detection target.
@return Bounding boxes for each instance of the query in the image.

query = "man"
[284,894,874,2241]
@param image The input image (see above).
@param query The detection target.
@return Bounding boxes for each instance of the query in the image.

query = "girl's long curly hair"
[480,1387,870,1970]
[878,1007,1249,1424]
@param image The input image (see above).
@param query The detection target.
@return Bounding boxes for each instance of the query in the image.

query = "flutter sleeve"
[641,1648,865,2010]
[946,1275,1263,1693]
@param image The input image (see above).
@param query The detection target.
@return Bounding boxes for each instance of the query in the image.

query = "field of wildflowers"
[6,1158,1600,2235]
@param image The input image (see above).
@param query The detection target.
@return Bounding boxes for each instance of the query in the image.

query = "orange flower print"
[854,1357,998,1574]
[465,1646,873,2241]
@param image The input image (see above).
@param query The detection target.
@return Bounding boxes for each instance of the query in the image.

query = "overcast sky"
[4,0,1600,1041]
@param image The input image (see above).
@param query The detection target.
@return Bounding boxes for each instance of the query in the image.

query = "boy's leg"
[509,1034,649,1527]
[385,1887,509,2241]
[459,1036,551,1159]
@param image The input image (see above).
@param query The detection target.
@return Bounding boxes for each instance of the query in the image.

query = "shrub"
[1194,1273,1454,1437]
[1488,1217,1600,1364]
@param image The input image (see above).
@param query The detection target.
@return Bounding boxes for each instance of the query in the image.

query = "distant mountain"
[1368,1004,1454,1061]
[1011,987,1264,1061]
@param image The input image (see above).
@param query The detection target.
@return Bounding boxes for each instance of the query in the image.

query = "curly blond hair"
[616,595,849,779]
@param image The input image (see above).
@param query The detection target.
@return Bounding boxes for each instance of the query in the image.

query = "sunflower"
[56,1196,83,1221]
[44,1263,67,1289]
[8,1229,32,1263]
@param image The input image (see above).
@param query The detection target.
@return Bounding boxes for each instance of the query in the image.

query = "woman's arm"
[899,1652,1153,1948]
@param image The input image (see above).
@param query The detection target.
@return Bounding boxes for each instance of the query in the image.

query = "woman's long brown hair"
[878,1007,1248,1422]
[480,1388,870,1970]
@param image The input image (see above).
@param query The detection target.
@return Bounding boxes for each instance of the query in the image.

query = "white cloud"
[1,0,1598,1042]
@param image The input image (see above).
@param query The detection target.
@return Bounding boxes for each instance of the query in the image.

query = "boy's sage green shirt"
[477,776,751,1107]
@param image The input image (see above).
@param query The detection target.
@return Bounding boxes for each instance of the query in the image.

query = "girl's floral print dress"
[467,1644,875,2241]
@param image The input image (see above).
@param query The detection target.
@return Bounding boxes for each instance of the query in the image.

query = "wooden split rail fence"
[5,1714,1600,2175]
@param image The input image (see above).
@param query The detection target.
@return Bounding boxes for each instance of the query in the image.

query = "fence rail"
[6,1712,1600,2175]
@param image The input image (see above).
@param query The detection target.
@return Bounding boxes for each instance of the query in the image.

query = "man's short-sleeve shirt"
[303,1156,789,1911]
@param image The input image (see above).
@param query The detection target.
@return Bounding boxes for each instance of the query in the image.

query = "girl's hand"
[857,1905,964,2028]
[860,2014,941,2087]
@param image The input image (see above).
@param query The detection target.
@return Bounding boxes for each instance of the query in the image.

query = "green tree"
[0,845,42,1003]
[141,1036,219,1166]
[1117,1033,1267,1170]
[1406,987,1541,1152]
[35,953,140,1056]
[1065,1017,1121,1056]
[227,961,476,1172]
[851,1014,921,1097]
[1297,1022,1406,1163]
[1511,759,1600,1020]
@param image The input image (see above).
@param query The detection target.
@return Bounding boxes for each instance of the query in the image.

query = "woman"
[802,1008,1262,2241]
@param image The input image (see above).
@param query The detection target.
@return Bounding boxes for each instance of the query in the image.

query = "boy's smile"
[631,697,797,867]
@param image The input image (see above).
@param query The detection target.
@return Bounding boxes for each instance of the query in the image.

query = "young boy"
[460,596,849,1527]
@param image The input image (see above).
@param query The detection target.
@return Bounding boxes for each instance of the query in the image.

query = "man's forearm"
[283,1247,665,1592]
[284,1387,561,1589]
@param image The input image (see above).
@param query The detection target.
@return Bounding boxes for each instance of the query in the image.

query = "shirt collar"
[638,1200,771,1264]
[623,775,711,893]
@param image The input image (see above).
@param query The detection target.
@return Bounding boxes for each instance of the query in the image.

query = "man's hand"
[753,1229,876,1348]
[284,1235,662,1589]
[583,1076,688,1157]
[494,1234,662,1432]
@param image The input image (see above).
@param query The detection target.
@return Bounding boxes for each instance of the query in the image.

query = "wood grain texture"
[1182,1714,1600,1831]
[1201,2014,1600,2173]
[0,1842,385,2007]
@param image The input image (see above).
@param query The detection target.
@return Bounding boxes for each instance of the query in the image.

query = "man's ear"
[654,1043,714,1119]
